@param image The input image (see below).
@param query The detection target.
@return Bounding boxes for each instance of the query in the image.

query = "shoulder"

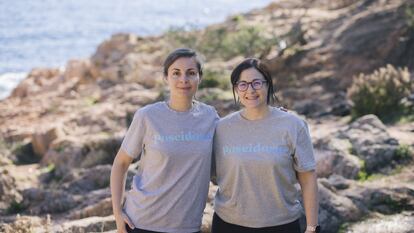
[217,111,241,126]
[133,101,164,117]
[271,107,309,131]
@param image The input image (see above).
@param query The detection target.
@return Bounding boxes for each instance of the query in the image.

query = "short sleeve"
[120,109,146,159]
[293,122,316,172]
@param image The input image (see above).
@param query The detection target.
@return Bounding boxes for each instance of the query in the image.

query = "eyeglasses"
[235,79,267,91]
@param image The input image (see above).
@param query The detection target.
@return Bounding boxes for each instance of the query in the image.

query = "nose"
[177,74,190,83]
[246,83,256,92]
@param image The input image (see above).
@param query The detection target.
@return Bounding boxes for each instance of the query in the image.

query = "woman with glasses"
[111,48,218,233]
[212,58,320,233]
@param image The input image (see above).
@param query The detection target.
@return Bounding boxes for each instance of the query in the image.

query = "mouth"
[245,95,259,100]
[177,86,191,90]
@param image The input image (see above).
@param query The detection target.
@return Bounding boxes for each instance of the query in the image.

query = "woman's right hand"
[115,210,135,233]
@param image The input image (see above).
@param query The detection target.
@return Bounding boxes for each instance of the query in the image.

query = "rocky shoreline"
[1,0,414,232]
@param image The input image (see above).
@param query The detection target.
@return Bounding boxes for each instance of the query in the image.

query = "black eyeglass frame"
[235,79,268,91]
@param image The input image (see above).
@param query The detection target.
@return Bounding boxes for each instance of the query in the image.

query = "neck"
[241,105,270,120]
[168,96,193,112]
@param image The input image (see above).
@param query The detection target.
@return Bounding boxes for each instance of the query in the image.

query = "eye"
[188,70,197,76]
[172,71,180,76]
[237,82,248,90]
[252,80,263,87]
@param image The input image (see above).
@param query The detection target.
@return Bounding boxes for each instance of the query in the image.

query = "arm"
[297,170,319,233]
[110,149,134,232]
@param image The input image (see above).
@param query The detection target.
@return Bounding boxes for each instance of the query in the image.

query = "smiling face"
[236,67,269,110]
[165,57,200,99]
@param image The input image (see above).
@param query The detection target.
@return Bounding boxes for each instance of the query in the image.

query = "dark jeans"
[126,223,201,233]
[211,213,301,233]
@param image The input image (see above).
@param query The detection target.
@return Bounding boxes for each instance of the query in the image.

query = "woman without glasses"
[111,48,219,233]
[212,58,320,233]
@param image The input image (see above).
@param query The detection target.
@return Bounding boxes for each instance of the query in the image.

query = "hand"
[115,210,135,233]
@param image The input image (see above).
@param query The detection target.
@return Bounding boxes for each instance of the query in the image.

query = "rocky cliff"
[1,0,413,232]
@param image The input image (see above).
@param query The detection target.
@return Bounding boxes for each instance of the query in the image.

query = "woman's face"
[166,57,200,99]
[235,67,268,110]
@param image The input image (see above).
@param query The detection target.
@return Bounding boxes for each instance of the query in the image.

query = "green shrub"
[348,65,413,121]
[357,160,368,181]
[165,26,199,50]
[394,144,413,160]
[7,200,26,214]
[199,69,230,89]
[166,22,278,61]
[405,5,414,28]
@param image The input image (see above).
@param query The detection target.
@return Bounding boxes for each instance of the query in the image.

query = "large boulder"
[31,125,64,157]
[314,137,361,179]
[22,188,80,214]
[64,59,99,84]
[317,182,366,233]
[10,68,61,98]
[338,114,400,173]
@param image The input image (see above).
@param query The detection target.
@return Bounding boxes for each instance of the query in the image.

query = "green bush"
[7,200,26,214]
[166,22,278,61]
[394,144,413,160]
[405,5,414,28]
[199,69,230,89]
[348,64,413,121]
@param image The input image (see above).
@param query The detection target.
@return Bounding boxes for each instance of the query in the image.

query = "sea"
[0,0,274,99]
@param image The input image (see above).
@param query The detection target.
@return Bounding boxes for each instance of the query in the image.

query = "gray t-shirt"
[213,107,316,228]
[121,101,218,233]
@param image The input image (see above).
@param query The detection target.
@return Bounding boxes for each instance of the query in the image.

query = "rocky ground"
[1,0,414,232]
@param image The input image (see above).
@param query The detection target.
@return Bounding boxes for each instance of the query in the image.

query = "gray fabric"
[121,101,218,233]
[213,107,316,228]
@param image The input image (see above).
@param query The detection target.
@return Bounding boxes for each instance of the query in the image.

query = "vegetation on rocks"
[166,17,279,61]
[348,65,413,122]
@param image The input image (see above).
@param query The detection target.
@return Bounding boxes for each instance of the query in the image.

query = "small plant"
[405,5,414,28]
[357,160,368,181]
[7,200,26,214]
[394,144,413,160]
[348,64,413,122]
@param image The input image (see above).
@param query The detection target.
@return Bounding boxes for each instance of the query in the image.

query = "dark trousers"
[211,213,301,233]
[126,223,201,233]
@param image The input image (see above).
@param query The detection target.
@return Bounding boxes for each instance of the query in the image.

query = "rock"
[31,125,63,157]
[42,135,121,176]
[314,138,361,179]
[57,215,116,233]
[292,100,330,117]
[91,34,138,69]
[120,53,161,88]
[68,197,112,219]
[327,174,352,190]
[0,167,22,214]
[22,188,80,214]
[62,165,111,194]
[343,211,414,233]
[0,215,52,233]
[64,59,99,84]
[10,68,61,98]
[338,114,400,173]
[318,183,366,233]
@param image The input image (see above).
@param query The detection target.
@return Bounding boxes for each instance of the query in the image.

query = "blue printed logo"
[223,143,289,155]
[154,131,213,143]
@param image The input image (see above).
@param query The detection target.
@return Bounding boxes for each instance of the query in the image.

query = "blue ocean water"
[0,0,274,99]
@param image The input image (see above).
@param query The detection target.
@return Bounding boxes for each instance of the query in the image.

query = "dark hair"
[163,48,203,77]
[230,58,276,105]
